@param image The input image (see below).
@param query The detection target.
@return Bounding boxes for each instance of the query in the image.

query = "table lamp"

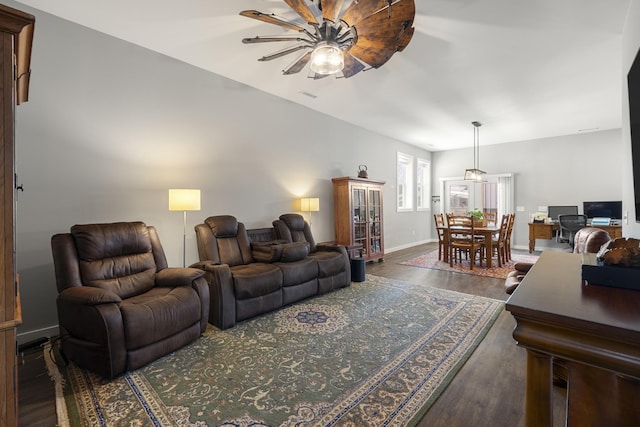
[169,189,201,267]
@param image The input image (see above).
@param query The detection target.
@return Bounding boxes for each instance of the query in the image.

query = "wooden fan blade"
[348,0,415,67]
[312,72,331,80]
[283,51,312,75]
[355,0,415,38]
[321,0,348,23]
[341,0,391,26]
[341,52,366,78]
[243,36,313,44]
[258,45,310,62]
[240,10,306,32]
[396,26,414,52]
[284,0,319,25]
[349,44,395,68]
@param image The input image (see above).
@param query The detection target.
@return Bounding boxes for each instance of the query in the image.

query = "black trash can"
[350,257,366,282]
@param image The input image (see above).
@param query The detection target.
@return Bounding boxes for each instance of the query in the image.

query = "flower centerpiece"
[467,208,485,226]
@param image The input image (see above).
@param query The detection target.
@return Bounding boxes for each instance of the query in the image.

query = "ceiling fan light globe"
[310,41,344,75]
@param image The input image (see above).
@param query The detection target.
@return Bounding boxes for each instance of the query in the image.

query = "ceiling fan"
[240,0,415,79]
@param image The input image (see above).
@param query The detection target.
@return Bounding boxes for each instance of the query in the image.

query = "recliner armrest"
[58,286,122,306]
[190,260,236,329]
[189,260,221,271]
[155,267,205,287]
[316,242,344,252]
[252,242,284,262]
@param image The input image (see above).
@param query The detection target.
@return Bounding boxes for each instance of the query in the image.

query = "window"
[417,158,430,210]
[397,152,414,211]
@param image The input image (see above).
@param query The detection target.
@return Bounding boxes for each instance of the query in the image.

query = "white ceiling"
[15,0,632,151]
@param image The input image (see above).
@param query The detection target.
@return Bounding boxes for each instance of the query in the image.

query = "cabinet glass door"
[368,188,383,256]
[352,187,367,251]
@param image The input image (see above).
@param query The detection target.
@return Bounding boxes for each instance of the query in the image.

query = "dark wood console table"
[506,251,640,426]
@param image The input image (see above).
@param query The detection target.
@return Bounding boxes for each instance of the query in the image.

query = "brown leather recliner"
[51,221,209,378]
[572,227,611,254]
[273,213,351,293]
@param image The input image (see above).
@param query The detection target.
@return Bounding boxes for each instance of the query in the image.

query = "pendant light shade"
[464,121,486,182]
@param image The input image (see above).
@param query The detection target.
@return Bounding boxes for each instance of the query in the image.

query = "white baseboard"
[386,239,435,254]
[17,325,59,345]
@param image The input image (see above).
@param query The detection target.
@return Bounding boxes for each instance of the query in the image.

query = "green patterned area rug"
[47,274,503,427]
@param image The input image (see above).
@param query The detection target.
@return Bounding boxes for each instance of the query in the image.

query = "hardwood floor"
[18,243,566,426]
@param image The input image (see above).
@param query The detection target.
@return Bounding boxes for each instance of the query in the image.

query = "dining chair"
[484,212,497,225]
[446,215,480,270]
[433,213,446,261]
[505,213,515,261]
[483,214,510,268]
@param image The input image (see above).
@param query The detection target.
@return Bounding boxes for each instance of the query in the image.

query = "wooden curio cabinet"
[0,5,34,427]
[332,176,385,262]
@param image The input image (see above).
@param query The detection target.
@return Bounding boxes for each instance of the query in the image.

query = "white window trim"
[417,158,431,211]
[397,152,414,212]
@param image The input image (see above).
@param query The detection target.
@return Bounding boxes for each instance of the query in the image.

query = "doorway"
[440,174,512,219]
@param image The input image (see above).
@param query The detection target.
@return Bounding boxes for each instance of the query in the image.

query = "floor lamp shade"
[169,189,201,211]
[300,197,320,212]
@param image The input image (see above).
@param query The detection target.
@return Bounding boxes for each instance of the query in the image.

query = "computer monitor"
[583,201,622,220]
[547,205,578,221]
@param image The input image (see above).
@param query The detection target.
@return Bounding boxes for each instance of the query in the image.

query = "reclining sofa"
[194,214,350,330]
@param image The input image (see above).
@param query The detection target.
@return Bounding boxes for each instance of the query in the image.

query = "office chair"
[557,214,587,247]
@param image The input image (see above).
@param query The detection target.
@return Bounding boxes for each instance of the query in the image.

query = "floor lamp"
[300,197,320,232]
[169,189,201,267]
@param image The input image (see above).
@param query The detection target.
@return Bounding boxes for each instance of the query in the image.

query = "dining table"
[438,224,502,268]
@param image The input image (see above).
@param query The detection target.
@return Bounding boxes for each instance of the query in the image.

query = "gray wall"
[623,0,640,237]
[13,4,432,342]
[432,129,623,251]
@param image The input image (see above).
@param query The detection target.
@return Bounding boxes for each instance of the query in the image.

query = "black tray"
[581,253,640,290]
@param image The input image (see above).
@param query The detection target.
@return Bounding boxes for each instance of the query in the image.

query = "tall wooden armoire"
[332,176,385,262]
[0,5,34,426]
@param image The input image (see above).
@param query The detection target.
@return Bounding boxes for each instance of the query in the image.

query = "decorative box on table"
[581,253,640,291]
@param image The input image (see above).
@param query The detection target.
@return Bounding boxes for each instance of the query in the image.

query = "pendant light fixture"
[464,121,487,182]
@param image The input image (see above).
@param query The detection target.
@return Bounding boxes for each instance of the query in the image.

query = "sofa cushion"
[282,214,306,231]
[513,262,534,273]
[251,241,309,263]
[308,251,345,277]
[230,263,283,299]
[276,258,318,287]
[71,222,156,299]
[206,215,239,237]
[120,286,201,350]
[504,271,521,294]
[280,242,310,262]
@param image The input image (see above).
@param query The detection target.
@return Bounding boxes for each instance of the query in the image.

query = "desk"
[594,224,623,239]
[506,252,640,426]
[528,222,558,252]
[528,222,623,252]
